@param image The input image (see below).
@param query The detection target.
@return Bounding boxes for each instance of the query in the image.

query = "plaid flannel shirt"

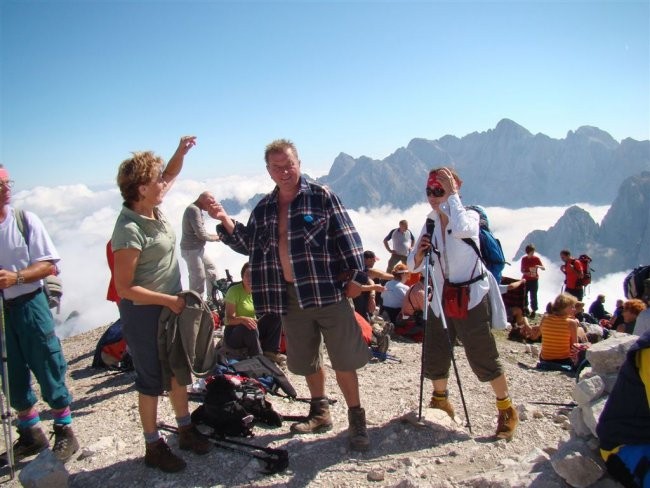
[217,177,367,315]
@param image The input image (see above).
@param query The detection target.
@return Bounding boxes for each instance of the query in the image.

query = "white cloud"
[10,177,626,338]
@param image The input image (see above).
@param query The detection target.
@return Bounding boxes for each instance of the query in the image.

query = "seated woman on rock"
[539,293,583,368]
[507,306,541,342]
[380,263,411,324]
[223,262,284,364]
[616,299,647,335]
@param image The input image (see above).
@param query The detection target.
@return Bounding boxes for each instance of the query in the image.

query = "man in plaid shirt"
[212,139,371,451]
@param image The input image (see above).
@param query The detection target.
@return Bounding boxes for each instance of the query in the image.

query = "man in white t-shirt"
[383,220,414,272]
[0,165,79,464]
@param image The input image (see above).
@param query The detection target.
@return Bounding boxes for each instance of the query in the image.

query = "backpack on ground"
[623,265,650,300]
[227,355,297,398]
[91,319,133,371]
[462,205,509,283]
[191,374,283,437]
[14,208,63,312]
[577,254,593,287]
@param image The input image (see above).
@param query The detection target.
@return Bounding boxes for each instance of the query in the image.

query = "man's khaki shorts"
[282,286,370,376]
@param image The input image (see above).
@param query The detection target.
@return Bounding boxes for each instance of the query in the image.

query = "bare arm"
[224,301,257,330]
[113,248,184,314]
[161,135,197,190]
[0,261,56,289]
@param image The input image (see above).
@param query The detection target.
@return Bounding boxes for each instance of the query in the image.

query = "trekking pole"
[417,224,432,422]
[417,219,472,432]
[429,266,472,433]
[0,291,15,479]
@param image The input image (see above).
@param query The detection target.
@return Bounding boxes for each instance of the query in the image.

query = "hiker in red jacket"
[560,249,584,301]
[520,243,545,318]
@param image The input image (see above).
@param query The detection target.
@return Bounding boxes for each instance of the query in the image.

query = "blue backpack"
[462,205,509,283]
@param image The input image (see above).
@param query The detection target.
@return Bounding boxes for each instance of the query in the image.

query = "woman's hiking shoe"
[178,424,211,455]
[52,424,80,463]
[290,398,332,434]
[12,425,49,461]
[495,406,519,441]
[428,396,456,419]
[263,351,287,366]
[145,438,186,473]
[347,407,369,452]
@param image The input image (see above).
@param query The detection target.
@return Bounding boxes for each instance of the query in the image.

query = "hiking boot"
[11,425,49,461]
[428,395,456,419]
[145,438,186,473]
[52,424,80,463]
[495,406,519,441]
[347,407,369,452]
[178,424,211,455]
[263,351,287,366]
[290,398,333,434]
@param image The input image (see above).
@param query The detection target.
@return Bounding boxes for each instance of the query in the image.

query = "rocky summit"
[0,325,630,487]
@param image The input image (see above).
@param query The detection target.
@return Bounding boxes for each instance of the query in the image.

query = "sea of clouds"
[10,176,627,339]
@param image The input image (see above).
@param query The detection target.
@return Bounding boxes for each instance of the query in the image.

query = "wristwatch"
[15,270,25,286]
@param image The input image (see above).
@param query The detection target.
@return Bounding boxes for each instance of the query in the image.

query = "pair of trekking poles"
[417,218,472,433]
[0,291,15,479]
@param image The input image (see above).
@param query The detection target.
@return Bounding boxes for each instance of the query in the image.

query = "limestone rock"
[18,449,69,488]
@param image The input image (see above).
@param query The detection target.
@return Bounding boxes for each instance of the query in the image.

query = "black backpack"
[191,374,283,437]
[624,265,650,300]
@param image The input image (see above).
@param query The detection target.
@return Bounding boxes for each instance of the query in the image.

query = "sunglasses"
[426,187,445,197]
[0,180,14,190]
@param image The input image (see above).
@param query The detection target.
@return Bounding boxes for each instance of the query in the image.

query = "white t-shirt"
[381,279,409,308]
[0,206,60,300]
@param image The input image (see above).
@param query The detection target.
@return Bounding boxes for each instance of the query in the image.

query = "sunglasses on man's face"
[426,187,445,198]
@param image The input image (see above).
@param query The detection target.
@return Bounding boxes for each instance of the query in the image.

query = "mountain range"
[223,119,649,212]
[220,120,650,275]
[513,171,650,276]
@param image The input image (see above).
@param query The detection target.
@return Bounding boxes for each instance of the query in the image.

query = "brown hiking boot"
[178,424,211,455]
[495,406,519,441]
[348,407,369,452]
[428,395,456,419]
[11,425,49,461]
[290,398,333,434]
[263,351,287,366]
[52,424,80,463]
[145,438,186,473]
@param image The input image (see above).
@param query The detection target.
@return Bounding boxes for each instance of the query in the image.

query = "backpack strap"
[14,208,30,247]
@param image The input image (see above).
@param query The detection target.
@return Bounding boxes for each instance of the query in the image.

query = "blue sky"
[2,0,649,191]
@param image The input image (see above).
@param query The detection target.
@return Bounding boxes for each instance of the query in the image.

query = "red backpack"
[577,255,593,286]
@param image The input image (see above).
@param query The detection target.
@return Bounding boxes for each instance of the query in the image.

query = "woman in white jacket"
[407,167,517,441]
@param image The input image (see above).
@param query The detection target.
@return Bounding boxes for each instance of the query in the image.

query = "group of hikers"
[0,136,648,486]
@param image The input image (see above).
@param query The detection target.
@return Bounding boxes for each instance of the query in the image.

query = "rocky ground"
[0,324,621,488]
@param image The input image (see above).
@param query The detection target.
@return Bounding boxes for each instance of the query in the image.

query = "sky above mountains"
[1,0,648,191]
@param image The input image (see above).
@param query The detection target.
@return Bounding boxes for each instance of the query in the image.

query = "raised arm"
[162,135,197,187]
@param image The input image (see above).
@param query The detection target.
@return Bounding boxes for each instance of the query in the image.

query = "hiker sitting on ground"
[574,301,598,325]
[616,299,647,335]
[507,306,540,342]
[112,136,211,473]
[223,262,284,364]
[539,293,584,368]
[380,263,411,324]
[588,294,611,321]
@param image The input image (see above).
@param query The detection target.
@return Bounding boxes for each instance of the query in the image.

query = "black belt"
[3,287,43,308]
